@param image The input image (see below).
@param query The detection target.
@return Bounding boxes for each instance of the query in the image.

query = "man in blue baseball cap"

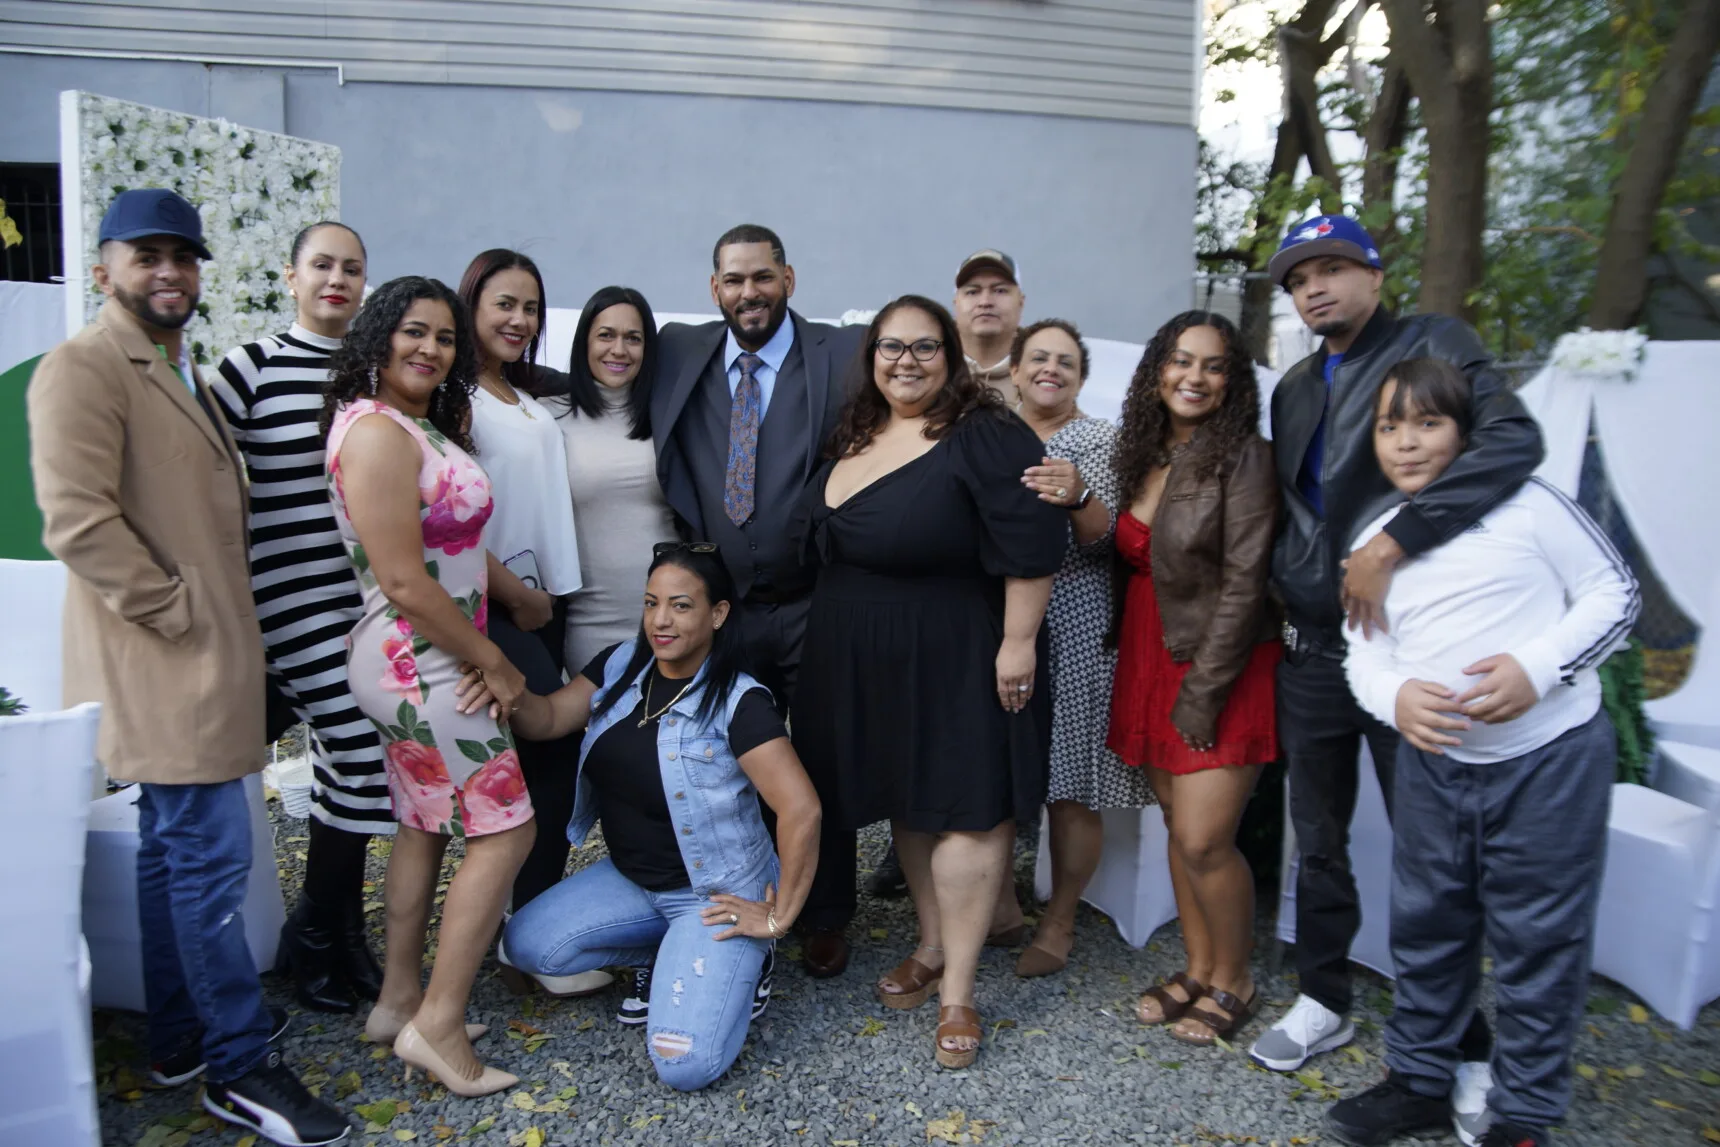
[1251,213,1543,1145]
[30,189,352,1146]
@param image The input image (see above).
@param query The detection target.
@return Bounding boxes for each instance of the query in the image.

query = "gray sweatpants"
[1386,711,1615,1129]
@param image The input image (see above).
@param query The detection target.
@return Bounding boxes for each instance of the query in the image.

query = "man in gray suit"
[652,223,866,978]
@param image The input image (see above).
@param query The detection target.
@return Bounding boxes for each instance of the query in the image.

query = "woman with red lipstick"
[1108,310,1278,1048]
[320,275,536,1098]
[456,250,596,932]
[213,221,394,1015]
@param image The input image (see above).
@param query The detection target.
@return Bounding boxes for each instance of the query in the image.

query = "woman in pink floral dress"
[320,276,535,1097]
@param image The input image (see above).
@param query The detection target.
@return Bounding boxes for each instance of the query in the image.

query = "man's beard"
[1311,313,1354,339]
[112,282,197,331]
[723,295,788,350]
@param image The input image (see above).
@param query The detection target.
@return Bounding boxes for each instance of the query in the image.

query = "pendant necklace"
[638,666,696,726]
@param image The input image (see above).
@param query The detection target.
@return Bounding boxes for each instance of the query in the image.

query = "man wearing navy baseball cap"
[29,189,352,1146]
[1250,214,1543,1136]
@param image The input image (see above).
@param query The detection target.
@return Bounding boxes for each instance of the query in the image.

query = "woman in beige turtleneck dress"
[552,286,678,671]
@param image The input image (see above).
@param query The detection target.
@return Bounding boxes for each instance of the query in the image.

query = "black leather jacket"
[1270,305,1545,636]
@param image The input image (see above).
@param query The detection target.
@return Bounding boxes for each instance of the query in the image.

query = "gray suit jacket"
[651,310,864,539]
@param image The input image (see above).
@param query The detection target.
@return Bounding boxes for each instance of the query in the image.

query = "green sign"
[0,354,50,560]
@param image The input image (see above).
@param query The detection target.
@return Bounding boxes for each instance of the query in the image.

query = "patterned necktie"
[723,352,764,526]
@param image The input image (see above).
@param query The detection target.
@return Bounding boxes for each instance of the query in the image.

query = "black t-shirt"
[579,644,785,891]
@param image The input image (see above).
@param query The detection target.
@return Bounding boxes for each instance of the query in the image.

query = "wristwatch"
[1071,486,1093,510]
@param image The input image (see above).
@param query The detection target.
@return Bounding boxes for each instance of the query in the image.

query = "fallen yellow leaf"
[1576,1064,1598,1081]
[1651,1099,1686,1111]
[1629,1004,1650,1024]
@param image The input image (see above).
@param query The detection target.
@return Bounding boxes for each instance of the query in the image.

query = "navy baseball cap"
[99,188,212,260]
[1268,215,1381,287]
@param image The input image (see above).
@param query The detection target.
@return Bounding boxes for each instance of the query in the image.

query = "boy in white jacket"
[1325,359,1639,1147]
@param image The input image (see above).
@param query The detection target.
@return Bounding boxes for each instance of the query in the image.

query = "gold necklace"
[638,666,696,727]
[483,374,535,420]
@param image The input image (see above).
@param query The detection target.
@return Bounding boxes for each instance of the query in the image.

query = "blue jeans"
[136,779,272,1081]
[503,857,771,1091]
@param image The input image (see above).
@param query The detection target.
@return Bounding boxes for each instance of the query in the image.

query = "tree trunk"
[1360,61,1412,251]
[1587,0,1720,330]
[1380,0,1494,319]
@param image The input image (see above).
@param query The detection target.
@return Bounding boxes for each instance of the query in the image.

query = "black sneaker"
[150,1006,292,1086]
[752,944,775,1020]
[1478,1123,1548,1147]
[867,844,909,898]
[1326,1073,1452,1146]
[618,965,651,1026]
[203,1049,350,1146]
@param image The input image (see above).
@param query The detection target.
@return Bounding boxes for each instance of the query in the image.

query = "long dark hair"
[825,294,1005,459]
[457,248,549,397]
[547,285,658,440]
[589,545,747,728]
[1114,310,1261,494]
[319,276,479,454]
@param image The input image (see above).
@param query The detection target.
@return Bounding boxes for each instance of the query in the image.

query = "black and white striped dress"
[212,325,394,834]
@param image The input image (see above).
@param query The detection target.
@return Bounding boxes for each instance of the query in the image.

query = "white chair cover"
[0,703,103,1147]
[1033,805,1179,949]
[1591,783,1720,1029]
[1275,741,1396,978]
[1656,741,1720,817]
[84,775,286,1012]
[0,558,67,714]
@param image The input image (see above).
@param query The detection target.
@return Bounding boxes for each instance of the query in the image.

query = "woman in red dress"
[1106,310,1279,1047]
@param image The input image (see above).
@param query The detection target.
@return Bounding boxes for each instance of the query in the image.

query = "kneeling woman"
[471,544,821,1091]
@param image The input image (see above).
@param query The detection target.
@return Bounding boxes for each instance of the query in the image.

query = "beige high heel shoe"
[394,1022,518,1098]
[364,1006,487,1047]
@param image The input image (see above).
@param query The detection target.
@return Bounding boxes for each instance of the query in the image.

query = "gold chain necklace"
[638,666,696,727]
[482,374,535,420]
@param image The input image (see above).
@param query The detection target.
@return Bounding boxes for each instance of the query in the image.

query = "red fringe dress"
[1106,512,1280,774]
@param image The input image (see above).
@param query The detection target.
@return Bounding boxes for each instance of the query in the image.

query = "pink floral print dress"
[326,399,532,837]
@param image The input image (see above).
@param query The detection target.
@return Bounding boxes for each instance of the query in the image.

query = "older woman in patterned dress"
[1011,319,1154,977]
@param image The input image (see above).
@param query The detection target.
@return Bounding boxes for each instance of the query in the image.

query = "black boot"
[279,895,358,1013]
[338,896,383,1002]
[867,842,909,899]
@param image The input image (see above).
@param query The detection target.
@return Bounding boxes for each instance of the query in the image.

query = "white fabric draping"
[0,702,103,1147]
[1518,342,1720,746]
[0,280,66,377]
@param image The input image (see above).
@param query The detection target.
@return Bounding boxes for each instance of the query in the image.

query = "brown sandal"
[1137,972,1205,1025]
[934,1005,982,1069]
[876,952,943,1010]
[1170,986,1260,1046]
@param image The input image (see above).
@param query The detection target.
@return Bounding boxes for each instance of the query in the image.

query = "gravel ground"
[95,803,1720,1147]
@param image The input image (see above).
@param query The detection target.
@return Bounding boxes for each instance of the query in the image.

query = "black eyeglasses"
[653,541,719,557]
[873,338,944,363]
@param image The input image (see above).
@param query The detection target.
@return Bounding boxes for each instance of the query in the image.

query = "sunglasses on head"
[653,541,719,557]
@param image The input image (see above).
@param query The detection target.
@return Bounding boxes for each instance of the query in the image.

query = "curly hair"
[1113,310,1261,497]
[319,275,479,454]
[825,294,1006,459]
[1009,318,1091,382]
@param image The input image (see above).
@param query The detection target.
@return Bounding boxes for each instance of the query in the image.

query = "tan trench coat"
[28,299,265,784]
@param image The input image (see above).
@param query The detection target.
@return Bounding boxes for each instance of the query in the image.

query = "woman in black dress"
[793,295,1066,1068]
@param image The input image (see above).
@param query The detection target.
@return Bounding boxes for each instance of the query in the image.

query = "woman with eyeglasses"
[461,543,821,1091]
[792,295,1066,1068]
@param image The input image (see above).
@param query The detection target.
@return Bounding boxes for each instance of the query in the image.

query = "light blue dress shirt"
[723,317,796,417]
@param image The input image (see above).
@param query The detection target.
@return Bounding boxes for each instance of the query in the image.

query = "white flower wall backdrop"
[69,92,341,364]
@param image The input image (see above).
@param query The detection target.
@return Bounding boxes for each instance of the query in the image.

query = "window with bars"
[0,164,64,284]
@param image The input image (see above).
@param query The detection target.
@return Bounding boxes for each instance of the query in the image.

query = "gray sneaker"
[1248,993,1355,1071]
[1452,1060,1494,1146]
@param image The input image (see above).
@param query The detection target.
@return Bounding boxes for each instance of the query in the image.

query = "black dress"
[791,410,1068,833]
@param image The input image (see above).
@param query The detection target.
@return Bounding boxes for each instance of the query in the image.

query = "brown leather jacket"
[1130,435,1279,744]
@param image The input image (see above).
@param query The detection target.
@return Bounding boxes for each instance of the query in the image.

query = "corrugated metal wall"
[1,0,1198,124]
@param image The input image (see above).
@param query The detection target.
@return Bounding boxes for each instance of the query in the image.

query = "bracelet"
[766,909,782,939]
[1071,486,1093,510]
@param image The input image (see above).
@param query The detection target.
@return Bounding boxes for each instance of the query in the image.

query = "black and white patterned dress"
[212,325,394,834]
[1043,417,1155,809]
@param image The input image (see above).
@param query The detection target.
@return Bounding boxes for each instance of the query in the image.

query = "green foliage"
[0,687,27,716]
[1598,639,1654,785]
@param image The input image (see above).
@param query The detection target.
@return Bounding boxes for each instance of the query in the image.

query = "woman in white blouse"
[456,250,596,932]
[550,286,679,671]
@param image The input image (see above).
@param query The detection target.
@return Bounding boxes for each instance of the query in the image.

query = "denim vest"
[566,640,777,895]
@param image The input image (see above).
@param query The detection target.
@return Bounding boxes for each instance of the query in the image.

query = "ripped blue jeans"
[503,857,771,1090]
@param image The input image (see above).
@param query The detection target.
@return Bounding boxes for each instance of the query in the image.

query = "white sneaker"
[1247,993,1355,1071]
[497,939,614,997]
[1452,1060,1494,1146]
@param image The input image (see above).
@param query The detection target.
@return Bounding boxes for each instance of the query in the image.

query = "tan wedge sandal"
[876,947,943,1010]
[935,1005,983,1069]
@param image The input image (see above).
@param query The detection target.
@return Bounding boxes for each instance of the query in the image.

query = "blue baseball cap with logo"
[98,188,212,260]
[1268,214,1381,287]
